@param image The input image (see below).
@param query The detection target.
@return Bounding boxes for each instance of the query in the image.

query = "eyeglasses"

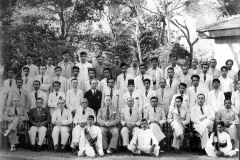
[82,102,87,104]
[58,102,64,104]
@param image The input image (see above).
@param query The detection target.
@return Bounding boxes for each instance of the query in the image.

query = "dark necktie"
[130,108,132,116]
[61,110,63,116]
[177,107,180,115]
[93,90,96,96]
[106,106,110,120]
[56,92,58,96]
[204,74,206,82]
[82,109,85,115]
[130,92,132,97]
[154,107,156,113]
[170,78,173,87]
[142,74,144,82]
[9,79,12,87]
[161,89,164,98]
[15,107,17,115]
[194,87,197,93]
[110,88,113,99]
[89,80,91,85]
[123,74,126,80]
[200,106,204,115]
[41,75,44,84]
[38,109,41,116]
[145,90,148,97]
[35,91,38,100]
[19,89,21,95]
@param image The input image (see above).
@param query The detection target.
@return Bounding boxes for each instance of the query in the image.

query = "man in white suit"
[29,80,47,109]
[147,57,163,90]
[58,51,74,79]
[134,64,153,91]
[199,63,213,92]
[51,66,67,93]
[66,78,84,114]
[144,97,166,143]
[66,66,84,91]
[190,94,215,155]
[140,79,156,111]
[231,80,240,113]
[22,67,34,93]
[120,97,141,149]
[117,63,134,94]
[83,68,101,93]
[208,59,221,79]
[45,56,55,78]
[188,58,202,76]
[127,57,140,78]
[178,65,192,88]
[166,67,180,95]
[99,68,111,93]
[102,78,123,112]
[2,68,16,91]
[164,54,182,79]
[71,98,95,153]
[52,98,72,152]
[48,81,66,115]
[186,75,208,109]
[207,79,225,114]
[34,65,51,96]
[170,83,189,109]
[22,54,39,78]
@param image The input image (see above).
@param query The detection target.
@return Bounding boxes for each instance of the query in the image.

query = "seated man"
[77,115,104,157]
[2,97,29,151]
[28,98,51,152]
[205,121,236,157]
[168,96,190,153]
[97,96,120,154]
[191,93,215,155]
[216,99,239,149]
[52,98,72,152]
[144,97,166,143]
[71,98,95,153]
[121,97,141,150]
[127,118,160,156]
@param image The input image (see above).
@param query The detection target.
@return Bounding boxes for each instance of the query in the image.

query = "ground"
[0,149,238,160]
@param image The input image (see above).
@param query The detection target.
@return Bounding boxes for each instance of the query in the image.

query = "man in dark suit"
[111,55,122,80]
[28,98,51,151]
[84,79,102,116]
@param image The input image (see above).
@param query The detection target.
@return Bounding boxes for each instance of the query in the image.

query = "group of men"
[1,51,239,158]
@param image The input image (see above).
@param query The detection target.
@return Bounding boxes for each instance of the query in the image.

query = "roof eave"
[197,28,240,39]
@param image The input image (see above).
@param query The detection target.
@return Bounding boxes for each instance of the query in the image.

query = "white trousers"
[127,144,160,156]
[171,120,184,149]
[194,119,213,149]
[52,126,70,146]
[205,146,236,157]
[120,127,139,146]
[71,125,84,147]
[225,125,239,148]
[150,123,165,142]
[28,126,47,145]
[78,145,104,157]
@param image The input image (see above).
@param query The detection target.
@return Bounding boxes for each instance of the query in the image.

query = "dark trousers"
[224,92,232,100]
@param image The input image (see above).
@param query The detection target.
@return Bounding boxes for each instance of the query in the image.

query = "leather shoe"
[54,145,58,152]
[71,145,77,154]
[61,144,65,153]
[36,145,41,152]
[175,148,180,154]
[73,151,78,156]
[31,145,36,151]
[199,149,206,155]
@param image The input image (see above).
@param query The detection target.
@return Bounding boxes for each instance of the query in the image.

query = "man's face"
[33,82,40,91]
[39,66,46,75]
[167,69,174,78]
[127,98,134,108]
[202,64,209,74]
[139,66,146,74]
[8,71,14,79]
[81,99,88,109]
[182,66,189,75]
[36,100,43,108]
[71,80,78,89]
[121,66,127,73]
[210,60,217,68]
[97,57,103,64]
[107,79,115,88]
[192,59,198,67]
[87,117,94,126]
[179,85,186,94]
[221,68,228,77]
[91,80,98,89]
[212,81,220,90]
[23,69,29,77]
[175,99,182,108]
[26,56,32,64]
[127,85,134,92]
[140,121,148,130]
[132,58,138,67]
[217,124,224,133]
[224,100,231,109]
[55,68,62,77]
[152,60,158,67]
[80,54,87,62]
[53,83,60,92]
[114,56,120,65]
[103,70,110,78]
[226,61,233,70]
[144,81,150,90]
[197,95,205,106]
[170,57,177,66]
[63,53,69,61]
[160,79,166,88]
[237,81,240,90]
[47,57,53,65]
[13,98,19,107]
[88,71,95,79]
[150,99,158,108]
[58,100,65,109]
[16,80,23,88]
[192,77,199,87]
[105,97,111,106]
[73,69,79,77]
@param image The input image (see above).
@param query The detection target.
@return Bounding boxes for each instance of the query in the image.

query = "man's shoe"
[175,148,180,154]
[11,145,16,151]
[54,145,58,152]
[199,149,206,155]
[61,144,65,153]
[31,145,36,151]
[73,151,78,156]
[106,148,114,154]
[71,145,77,154]
[36,145,41,152]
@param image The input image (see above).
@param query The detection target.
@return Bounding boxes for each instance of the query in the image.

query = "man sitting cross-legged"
[127,118,160,156]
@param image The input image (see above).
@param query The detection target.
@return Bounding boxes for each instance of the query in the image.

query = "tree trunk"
[59,6,65,40]
[136,21,142,63]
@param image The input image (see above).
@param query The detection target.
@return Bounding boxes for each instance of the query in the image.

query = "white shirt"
[164,65,182,79]
[130,128,158,146]
[227,69,237,81]
[75,61,93,81]
[219,76,234,93]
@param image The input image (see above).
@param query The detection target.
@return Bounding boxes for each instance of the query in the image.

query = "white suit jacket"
[147,67,163,90]
[51,76,67,93]
[22,76,34,93]
[164,65,182,79]
[178,74,192,88]
[166,78,180,95]
[123,91,143,113]
[156,88,173,114]
[99,78,109,93]
[127,67,140,78]
[168,106,190,125]
[73,107,95,124]
[75,62,93,81]
[52,108,73,126]
[116,73,134,94]
[140,89,156,110]
[231,90,240,113]
[34,74,51,96]
[198,73,213,92]
[48,91,66,114]
[67,76,84,91]
[2,78,16,92]
[134,74,153,91]
[66,88,84,112]
[186,86,208,109]
[29,90,47,109]
[207,90,225,113]
[121,106,141,126]
[208,68,221,79]
[144,106,166,125]
[46,65,55,78]
[21,64,39,78]
[58,61,74,79]
[170,93,190,109]
[102,88,123,112]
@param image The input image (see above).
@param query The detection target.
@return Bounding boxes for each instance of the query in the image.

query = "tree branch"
[191,38,199,46]
[217,0,231,17]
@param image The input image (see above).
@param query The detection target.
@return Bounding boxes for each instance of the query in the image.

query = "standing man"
[225,59,237,81]
[84,79,102,116]
[231,80,240,113]
[190,94,215,155]
[208,59,221,79]
[207,79,225,114]
[83,68,100,93]
[199,63,213,92]
[156,78,173,115]
[147,57,163,90]
[164,54,182,79]
[134,64,153,91]
[111,55,122,80]
[188,58,202,76]
[66,66,84,91]
[28,98,51,151]
[93,55,106,81]
[219,66,234,100]
[168,96,190,154]
[22,54,39,78]
[51,66,67,93]
[140,79,156,110]
[99,68,111,93]
[179,65,192,88]
[166,67,180,95]
[22,67,34,93]
[97,96,120,154]
[117,63,134,94]
[170,83,190,109]
[3,68,16,91]
[75,51,93,81]
[127,57,140,78]
[34,65,51,96]
[120,97,141,150]
[45,56,55,78]
[58,51,74,79]
[52,98,72,152]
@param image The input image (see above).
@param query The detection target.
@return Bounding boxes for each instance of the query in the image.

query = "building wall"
[214,36,240,72]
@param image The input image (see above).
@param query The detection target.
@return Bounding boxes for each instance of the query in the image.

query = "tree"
[217,0,240,17]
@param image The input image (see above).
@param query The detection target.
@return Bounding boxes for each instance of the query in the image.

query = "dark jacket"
[29,108,51,127]
[84,90,102,115]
